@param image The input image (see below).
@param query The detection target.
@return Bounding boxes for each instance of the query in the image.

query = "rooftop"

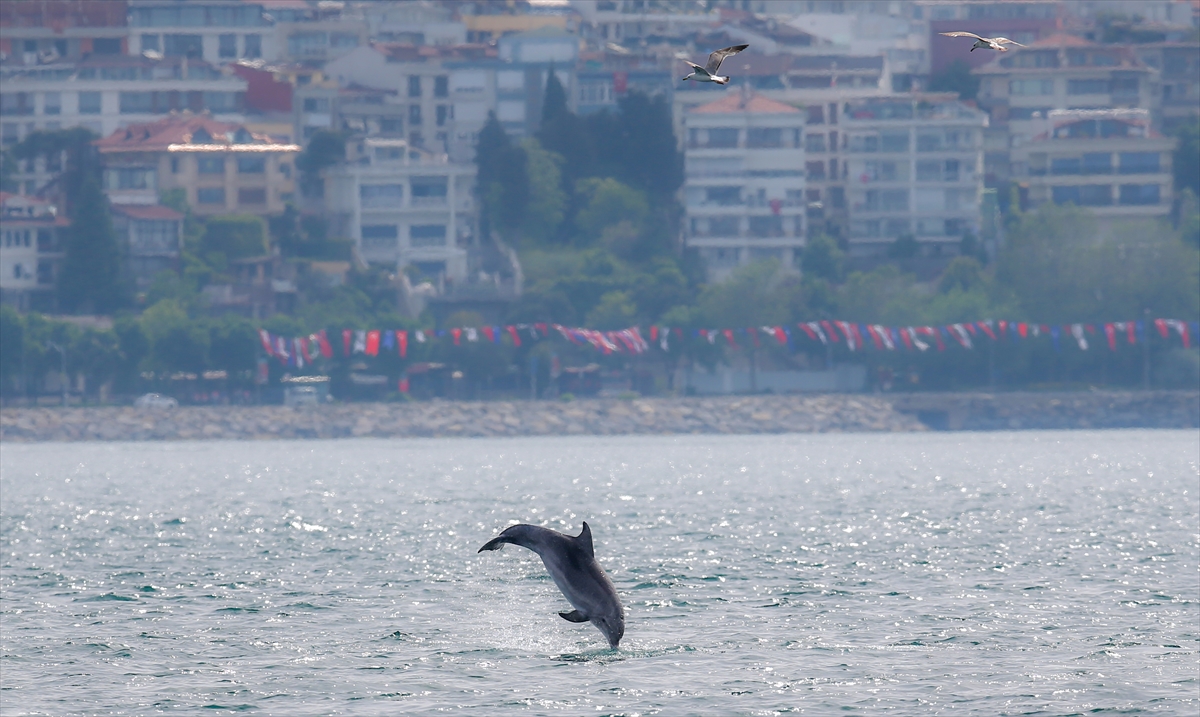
[95,113,299,153]
[111,204,185,221]
[689,90,800,115]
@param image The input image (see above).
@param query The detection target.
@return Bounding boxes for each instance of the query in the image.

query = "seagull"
[681,44,750,84]
[939,31,1026,52]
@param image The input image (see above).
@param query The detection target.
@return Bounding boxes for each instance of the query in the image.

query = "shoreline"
[1,391,1195,443]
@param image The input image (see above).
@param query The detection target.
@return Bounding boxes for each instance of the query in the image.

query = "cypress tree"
[58,174,128,314]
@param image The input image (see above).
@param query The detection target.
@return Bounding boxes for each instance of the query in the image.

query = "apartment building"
[324,139,474,284]
[1132,42,1200,132]
[973,36,1160,183]
[682,89,807,280]
[1010,109,1177,229]
[841,94,987,256]
[128,0,272,63]
[0,192,67,312]
[0,0,129,66]
[111,203,183,291]
[94,113,299,217]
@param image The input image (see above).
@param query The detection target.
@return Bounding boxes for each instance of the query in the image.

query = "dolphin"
[478,522,624,648]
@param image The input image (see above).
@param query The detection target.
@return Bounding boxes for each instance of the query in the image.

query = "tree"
[800,233,844,282]
[1172,119,1200,200]
[295,129,347,197]
[520,139,567,244]
[611,92,684,201]
[202,214,268,260]
[928,59,980,101]
[58,174,129,314]
[475,112,529,237]
[209,315,259,375]
[537,68,593,184]
[12,127,100,211]
[937,256,987,294]
[0,306,23,392]
[574,177,649,244]
[886,233,920,259]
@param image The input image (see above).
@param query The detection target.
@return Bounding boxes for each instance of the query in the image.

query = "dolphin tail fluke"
[559,610,589,623]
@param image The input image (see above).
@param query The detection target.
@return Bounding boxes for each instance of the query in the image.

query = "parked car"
[134,393,178,408]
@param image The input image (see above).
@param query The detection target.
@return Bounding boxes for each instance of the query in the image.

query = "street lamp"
[47,341,67,407]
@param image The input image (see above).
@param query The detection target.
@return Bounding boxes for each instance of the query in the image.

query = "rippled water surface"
[2,430,1197,715]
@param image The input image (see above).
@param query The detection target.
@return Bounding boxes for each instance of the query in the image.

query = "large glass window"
[78,91,101,114]
[197,156,225,174]
[747,127,782,148]
[362,225,398,241]
[197,187,225,204]
[236,156,265,173]
[411,177,447,200]
[1119,184,1160,205]
[359,184,403,208]
[237,188,266,205]
[1009,79,1054,95]
[1082,153,1111,174]
[704,186,741,205]
[119,92,153,114]
[1119,152,1159,174]
[244,34,261,59]
[1067,79,1110,95]
[408,76,422,98]
[42,92,60,115]
[163,34,203,57]
[141,34,160,52]
[703,128,740,148]
[880,132,908,153]
[410,224,446,247]
[218,34,237,58]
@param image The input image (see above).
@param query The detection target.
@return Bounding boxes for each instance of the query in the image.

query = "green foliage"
[938,257,987,294]
[58,174,130,314]
[519,139,567,244]
[574,177,649,244]
[800,234,844,282]
[0,305,24,387]
[0,149,17,193]
[886,233,920,260]
[928,60,980,101]
[537,69,593,185]
[1172,120,1200,200]
[270,204,352,260]
[696,260,789,328]
[585,290,638,329]
[296,129,347,197]
[209,315,258,374]
[476,112,529,236]
[202,214,268,260]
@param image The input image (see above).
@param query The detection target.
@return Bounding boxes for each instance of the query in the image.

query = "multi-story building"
[363,1,465,46]
[323,138,474,284]
[128,0,272,64]
[94,113,299,217]
[1131,42,1200,133]
[973,36,1160,184]
[841,94,987,256]
[1010,109,1177,230]
[0,192,67,312]
[682,89,807,279]
[0,0,129,66]
[268,0,369,66]
[111,203,183,291]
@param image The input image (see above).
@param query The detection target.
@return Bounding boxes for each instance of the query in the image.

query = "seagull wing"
[705,44,749,74]
[939,31,985,41]
[990,37,1026,47]
[683,60,707,74]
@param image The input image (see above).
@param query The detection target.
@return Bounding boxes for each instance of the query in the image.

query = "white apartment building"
[841,94,987,255]
[128,0,274,63]
[0,192,66,312]
[1010,109,1177,229]
[324,139,474,283]
[683,89,807,279]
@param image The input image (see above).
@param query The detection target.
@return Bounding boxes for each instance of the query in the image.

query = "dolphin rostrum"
[478,522,624,648]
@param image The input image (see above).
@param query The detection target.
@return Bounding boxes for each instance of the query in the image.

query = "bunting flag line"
[251,316,1196,367]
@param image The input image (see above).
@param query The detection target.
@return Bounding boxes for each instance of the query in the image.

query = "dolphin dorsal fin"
[577,522,594,559]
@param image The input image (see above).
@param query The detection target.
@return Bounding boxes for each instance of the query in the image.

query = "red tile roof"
[94,113,298,153]
[1031,32,1093,47]
[690,91,800,114]
[111,204,185,221]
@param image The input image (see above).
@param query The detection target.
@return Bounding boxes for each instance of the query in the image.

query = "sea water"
[1,430,1197,715]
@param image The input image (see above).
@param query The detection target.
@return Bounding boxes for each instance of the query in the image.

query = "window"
[705,216,740,236]
[237,188,266,205]
[434,76,449,98]
[219,34,237,58]
[747,127,782,148]
[704,187,741,205]
[362,225,398,242]
[330,33,358,49]
[119,92,153,114]
[105,167,155,190]
[700,247,740,267]
[408,76,422,98]
[865,189,908,211]
[302,97,329,112]
[944,159,960,181]
[848,134,878,152]
[409,105,422,125]
[131,220,178,254]
[1119,184,1160,205]
[1119,152,1159,174]
[1009,79,1054,95]
[916,160,940,181]
[1051,157,1081,175]
[141,34,160,52]
[410,224,446,247]
[1082,153,1111,174]
[204,92,237,112]
[237,156,265,173]
[704,128,739,148]
[197,156,225,174]
[805,161,826,180]
[360,184,403,208]
[436,105,450,127]
[244,34,261,59]
[78,92,101,114]
[864,160,901,181]
[93,38,121,55]
[805,133,826,152]
[1054,185,1111,205]
[197,187,225,204]
[880,132,908,153]
[749,216,784,237]
[288,32,329,58]
[1112,77,1138,95]
[163,34,203,57]
[43,92,60,115]
[411,177,447,202]
[1068,79,1109,95]
[1052,185,1080,204]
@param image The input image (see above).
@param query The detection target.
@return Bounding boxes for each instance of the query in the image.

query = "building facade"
[324,138,474,284]
[683,90,807,279]
[0,193,67,312]
[841,94,986,255]
[94,113,299,217]
[110,203,183,291]
[1010,108,1177,229]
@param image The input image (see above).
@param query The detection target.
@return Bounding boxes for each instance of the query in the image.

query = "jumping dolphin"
[478,522,624,648]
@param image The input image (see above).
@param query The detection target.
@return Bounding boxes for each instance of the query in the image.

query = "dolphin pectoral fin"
[478,537,507,552]
[559,610,589,623]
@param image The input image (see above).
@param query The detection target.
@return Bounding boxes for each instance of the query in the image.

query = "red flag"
[649,326,658,341]
[1126,322,1137,344]
[365,330,380,356]
[865,325,883,350]
[998,320,1008,335]
[1017,323,1028,339]
[964,323,977,335]
[900,328,913,350]
[259,329,274,356]
[772,327,787,344]
[799,324,818,341]
[299,337,312,363]
[398,377,409,393]
[978,321,996,340]
[342,329,352,356]
[315,330,332,358]
[747,327,760,348]
[722,329,736,347]
[506,325,521,347]
[821,320,839,342]
[1154,318,1169,338]
[1104,323,1117,350]
[452,328,462,345]
[482,326,494,342]
[397,330,408,358]
[535,322,548,336]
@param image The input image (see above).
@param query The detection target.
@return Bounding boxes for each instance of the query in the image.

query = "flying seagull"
[939,31,1026,52]
[681,44,750,84]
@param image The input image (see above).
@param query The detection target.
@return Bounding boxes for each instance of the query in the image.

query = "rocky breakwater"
[0,394,923,443]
